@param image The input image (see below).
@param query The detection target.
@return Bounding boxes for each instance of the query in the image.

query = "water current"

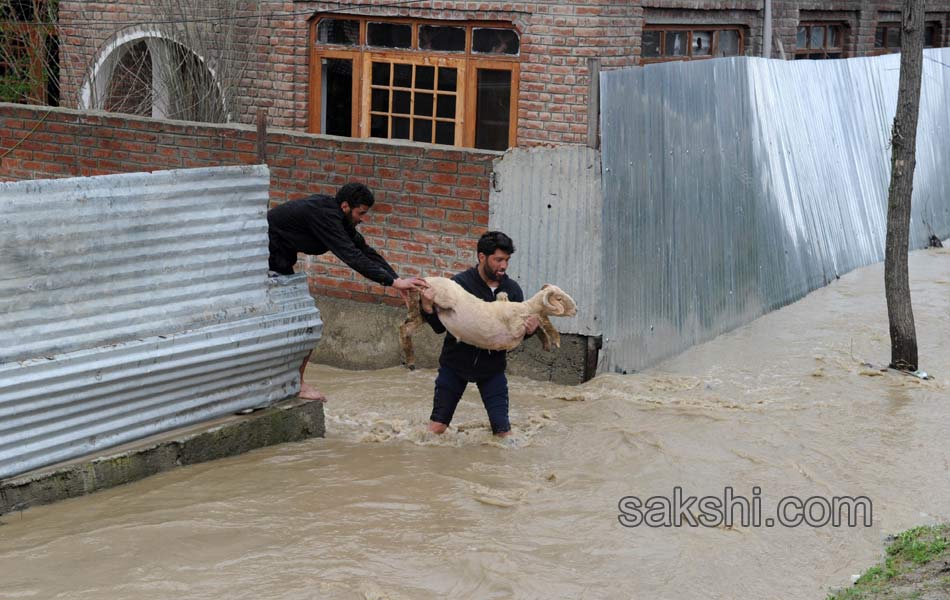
[1,248,948,599]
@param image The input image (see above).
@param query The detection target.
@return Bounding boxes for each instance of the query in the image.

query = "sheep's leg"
[399,291,425,370]
[538,315,560,350]
[534,322,552,351]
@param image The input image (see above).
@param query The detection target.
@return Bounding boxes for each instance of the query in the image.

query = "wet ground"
[1,248,948,599]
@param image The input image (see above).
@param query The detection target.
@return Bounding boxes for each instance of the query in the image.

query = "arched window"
[84,33,225,122]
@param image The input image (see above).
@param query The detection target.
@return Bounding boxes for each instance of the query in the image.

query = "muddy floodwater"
[1,248,949,600]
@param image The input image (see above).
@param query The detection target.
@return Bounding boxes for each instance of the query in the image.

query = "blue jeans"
[430,366,511,434]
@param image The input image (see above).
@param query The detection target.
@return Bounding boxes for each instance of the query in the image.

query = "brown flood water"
[1,249,948,600]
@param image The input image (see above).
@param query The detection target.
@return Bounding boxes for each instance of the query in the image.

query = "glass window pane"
[413,119,433,143]
[392,117,410,140]
[717,30,740,56]
[435,121,455,145]
[392,90,410,115]
[810,26,825,48]
[317,19,359,45]
[370,114,388,138]
[368,22,411,48]
[371,88,389,113]
[321,58,352,136]
[416,65,434,90]
[472,28,520,54]
[692,31,712,56]
[828,26,841,48]
[372,62,391,86]
[414,92,433,117]
[664,31,686,56]
[925,24,937,47]
[393,63,412,88]
[436,94,456,118]
[420,25,465,52]
[475,69,511,151]
[437,67,457,92]
[796,26,808,49]
[886,26,900,49]
[642,30,662,57]
[874,26,885,48]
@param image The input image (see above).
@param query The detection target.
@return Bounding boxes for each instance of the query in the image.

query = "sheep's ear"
[541,283,551,290]
[542,288,565,315]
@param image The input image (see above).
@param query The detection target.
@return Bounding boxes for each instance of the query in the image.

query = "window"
[310,16,520,151]
[641,26,743,63]
[874,22,940,54]
[795,23,847,59]
[0,0,58,105]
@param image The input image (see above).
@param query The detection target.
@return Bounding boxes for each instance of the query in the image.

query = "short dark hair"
[336,182,375,208]
[477,231,515,256]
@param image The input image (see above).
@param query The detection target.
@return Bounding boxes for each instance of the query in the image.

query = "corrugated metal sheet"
[599,49,950,374]
[488,146,602,336]
[0,166,322,479]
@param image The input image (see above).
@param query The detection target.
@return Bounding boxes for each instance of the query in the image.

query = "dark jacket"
[267,194,398,286]
[424,267,525,379]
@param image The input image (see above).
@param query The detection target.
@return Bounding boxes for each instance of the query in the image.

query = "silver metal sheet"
[0,166,322,479]
[489,146,603,336]
[599,49,950,374]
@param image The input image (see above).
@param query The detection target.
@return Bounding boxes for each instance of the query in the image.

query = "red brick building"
[53,1,950,151]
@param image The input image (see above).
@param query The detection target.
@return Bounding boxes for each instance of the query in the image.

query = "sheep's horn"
[543,288,565,314]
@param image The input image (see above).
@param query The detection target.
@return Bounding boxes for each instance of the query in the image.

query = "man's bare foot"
[299,382,327,402]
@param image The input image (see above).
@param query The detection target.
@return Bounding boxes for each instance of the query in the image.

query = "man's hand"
[392,277,428,309]
[524,314,541,336]
[420,287,437,314]
[392,277,428,292]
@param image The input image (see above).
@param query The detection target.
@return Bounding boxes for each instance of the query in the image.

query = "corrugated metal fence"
[598,49,950,373]
[0,165,322,479]
[488,146,602,336]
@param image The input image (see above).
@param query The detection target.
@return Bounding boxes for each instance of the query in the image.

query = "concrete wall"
[311,294,589,385]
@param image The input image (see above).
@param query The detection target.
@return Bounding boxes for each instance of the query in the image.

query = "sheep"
[399,277,578,369]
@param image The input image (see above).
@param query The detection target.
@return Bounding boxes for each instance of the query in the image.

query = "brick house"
[54,1,950,151]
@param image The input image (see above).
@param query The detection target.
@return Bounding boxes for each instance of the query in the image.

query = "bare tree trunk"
[884,0,924,371]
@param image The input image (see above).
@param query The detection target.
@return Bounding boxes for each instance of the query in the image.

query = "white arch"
[79,27,229,120]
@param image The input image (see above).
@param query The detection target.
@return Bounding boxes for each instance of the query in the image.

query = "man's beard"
[343,210,359,228]
[484,265,505,282]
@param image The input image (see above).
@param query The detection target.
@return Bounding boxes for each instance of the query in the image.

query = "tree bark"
[884,0,924,371]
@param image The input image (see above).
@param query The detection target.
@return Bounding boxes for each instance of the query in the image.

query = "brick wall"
[33,0,950,150]
[0,102,495,306]
[56,0,642,147]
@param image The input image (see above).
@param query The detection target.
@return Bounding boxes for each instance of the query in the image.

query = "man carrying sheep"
[267,182,427,401]
[420,231,540,438]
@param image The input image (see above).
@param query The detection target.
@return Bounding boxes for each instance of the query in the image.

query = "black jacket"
[267,194,398,286]
[424,267,525,379]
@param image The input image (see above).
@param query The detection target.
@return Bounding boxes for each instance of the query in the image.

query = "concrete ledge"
[312,294,595,384]
[0,398,325,514]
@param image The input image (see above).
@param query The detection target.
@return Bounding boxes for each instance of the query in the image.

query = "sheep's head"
[540,284,577,317]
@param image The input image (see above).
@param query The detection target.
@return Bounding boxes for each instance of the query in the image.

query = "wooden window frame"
[873,21,939,55]
[872,22,902,55]
[640,25,745,64]
[309,15,520,150]
[362,53,467,146]
[794,22,848,59]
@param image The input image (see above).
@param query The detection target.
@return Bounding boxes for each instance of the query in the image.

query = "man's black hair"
[336,182,375,208]
[477,231,515,256]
